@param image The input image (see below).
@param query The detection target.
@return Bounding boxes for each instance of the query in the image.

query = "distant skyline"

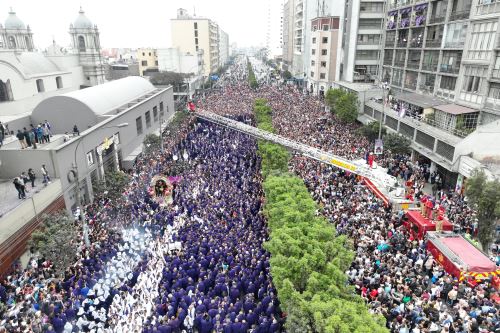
[1,0,283,54]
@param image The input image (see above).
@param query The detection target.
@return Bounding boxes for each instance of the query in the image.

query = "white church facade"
[0,8,105,129]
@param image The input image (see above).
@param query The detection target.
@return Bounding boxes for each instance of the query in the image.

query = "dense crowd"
[0,57,496,333]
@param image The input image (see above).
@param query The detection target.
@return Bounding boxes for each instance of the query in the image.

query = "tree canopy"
[359,121,386,142]
[383,133,412,155]
[29,212,79,275]
[92,170,130,201]
[325,88,359,123]
[466,170,500,252]
[150,71,188,86]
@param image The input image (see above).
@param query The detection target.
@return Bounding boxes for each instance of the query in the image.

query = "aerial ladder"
[195,110,413,209]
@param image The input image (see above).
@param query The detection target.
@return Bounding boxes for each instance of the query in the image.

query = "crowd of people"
[0,57,497,333]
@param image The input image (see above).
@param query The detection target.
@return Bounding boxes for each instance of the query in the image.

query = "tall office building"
[171,8,222,77]
[341,0,385,82]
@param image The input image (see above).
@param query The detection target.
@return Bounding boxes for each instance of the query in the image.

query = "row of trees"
[253,98,387,332]
[466,170,500,252]
[359,121,412,155]
[248,60,258,89]
[254,99,289,177]
[325,88,359,123]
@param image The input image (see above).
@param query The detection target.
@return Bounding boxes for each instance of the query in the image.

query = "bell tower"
[69,7,105,86]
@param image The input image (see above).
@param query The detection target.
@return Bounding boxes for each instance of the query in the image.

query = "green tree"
[143,133,161,155]
[466,170,500,252]
[262,175,387,332]
[29,212,79,275]
[282,70,292,80]
[150,71,187,86]
[383,133,412,154]
[360,121,386,142]
[325,88,345,111]
[93,170,130,201]
[336,92,359,123]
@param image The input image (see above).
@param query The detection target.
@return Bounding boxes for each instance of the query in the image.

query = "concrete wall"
[0,148,56,180]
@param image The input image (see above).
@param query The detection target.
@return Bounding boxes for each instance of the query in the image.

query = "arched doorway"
[0,80,12,102]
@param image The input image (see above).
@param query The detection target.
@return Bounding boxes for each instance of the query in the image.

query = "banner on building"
[374,139,383,155]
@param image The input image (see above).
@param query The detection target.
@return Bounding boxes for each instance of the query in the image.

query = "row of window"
[312,37,329,44]
[310,72,327,79]
[311,49,328,55]
[35,76,63,93]
[136,102,165,135]
[311,60,327,67]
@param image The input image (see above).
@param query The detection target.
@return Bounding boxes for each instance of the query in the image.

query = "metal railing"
[449,9,470,21]
[428,16,445,24]
[425,39,442,47]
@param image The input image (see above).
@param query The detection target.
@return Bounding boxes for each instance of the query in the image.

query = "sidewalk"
[0,180,39,218]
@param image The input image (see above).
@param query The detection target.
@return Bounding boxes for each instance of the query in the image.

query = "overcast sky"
[1,0,283,53]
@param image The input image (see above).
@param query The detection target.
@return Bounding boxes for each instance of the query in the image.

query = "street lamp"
[378,82,390,140]
[73,122,128,247]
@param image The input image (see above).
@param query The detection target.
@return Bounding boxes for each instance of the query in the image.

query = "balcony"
[384,57,394,65]
[405,79,418,90]
[387,20,397,29]
[397,40,408,47]
[444,41,465,49]
[412,15,427,27]
[419,84,435,93]
[399,17,411,28]
[449,9,470,21]
[492,69,500,79]
[385,38,396,47]
[407,59,420,69]
[422,62,438,71]
[440,63,460,74]
[428,16,445,24]
[425,39,442,48]
[476,1,500,15]
[394,60,406,67]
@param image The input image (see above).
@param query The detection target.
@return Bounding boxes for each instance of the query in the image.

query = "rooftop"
[335,81,380,92]
[394,92,447,109]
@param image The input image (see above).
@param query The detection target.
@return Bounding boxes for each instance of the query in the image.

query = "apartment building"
[219,28,230,67]
[341,0,385,82]
[171,8,221,77]
[282,0,295,71]
[354,0,500,187]
[137,48,158,76]
[306,16,341,95]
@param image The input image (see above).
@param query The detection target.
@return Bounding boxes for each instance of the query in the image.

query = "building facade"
[219,28,230,67]
[306,16,341,95]
[137,48,158,77]
[341,0,385,82]
[282,0,295,71]
[171,8,222,77]
[69,8,106,87]
[0,8,104,131]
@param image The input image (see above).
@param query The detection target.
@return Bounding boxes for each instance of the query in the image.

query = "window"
[322,37,328,43]
[440,51,462,74]
[195,30,198,37]
[462,66,487,93]
[312,37,316,44]
[445,22,467,48]
[440,76,457,90]
[149,52,151,56]
[312,49,316,55]
[466,21,498,60]
[136,116,143,135]
[322,25,329,31]
[358,34,381,45]
[320,73,326,79]
[360,2,384,12]
[153,106,158,122]
[36,79,45,93]
[195,38,199,45]
[311,60,316,66]
[145,111,151,128]
[8,36,16,48]
[321,49,327,55]
[155,61,158,66]
[488,83,500,100]
[87,151,94,167]
[142,52,145,56]
[194,22,198,29]
[310,71,315,77]
[358,19,382,29]
[321,61,327,67]
[56,76,63,89]
[141,60,147,66]
[78,36,86,52]
[159,102,165,118]
[196,46,199,51]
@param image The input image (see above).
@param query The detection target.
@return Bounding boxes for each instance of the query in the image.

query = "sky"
[1,0,283,54]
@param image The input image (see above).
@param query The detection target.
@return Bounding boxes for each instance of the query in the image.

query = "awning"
[400,7,412,14]
[414,3,428,10]
[394,91,446,108]
[388,10,398,16]
[433,104,478,115]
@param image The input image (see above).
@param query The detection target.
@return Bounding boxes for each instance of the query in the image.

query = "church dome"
[73,8,93,29]
[5,10,26,29]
